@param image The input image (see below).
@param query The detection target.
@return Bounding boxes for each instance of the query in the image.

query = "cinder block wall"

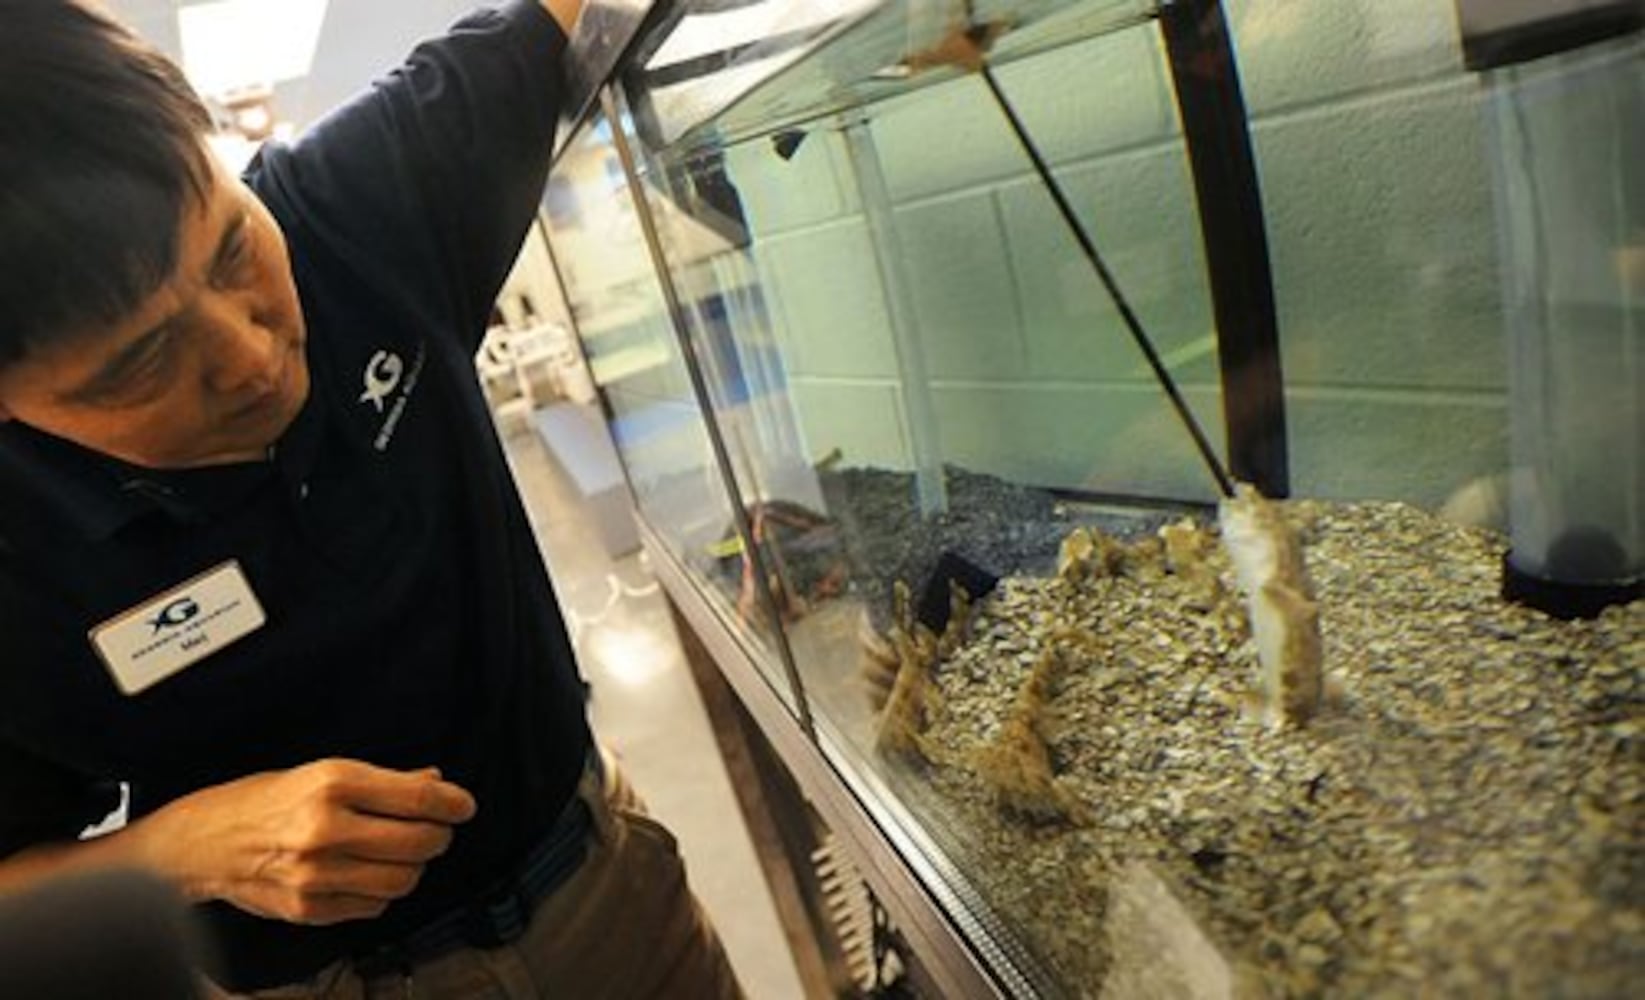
[728,0,1516,508]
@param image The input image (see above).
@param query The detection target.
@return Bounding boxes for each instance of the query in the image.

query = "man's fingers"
[287,890,394,926]
[247,852,427,924]
[181,761,476,928]
[307,760,477,824]
[292,856,426,902]
[329,812,455,864]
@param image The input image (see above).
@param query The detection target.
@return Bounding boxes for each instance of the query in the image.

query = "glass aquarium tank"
[548,0,1644,995]
[537,107,805,713]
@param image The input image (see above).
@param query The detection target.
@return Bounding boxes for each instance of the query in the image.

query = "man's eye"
[213,232,258,289]
[90,340,177,407]
[220,246,248,283]
[127,346,170,384]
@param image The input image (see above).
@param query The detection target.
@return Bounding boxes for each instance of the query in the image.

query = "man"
[0,1,742,995]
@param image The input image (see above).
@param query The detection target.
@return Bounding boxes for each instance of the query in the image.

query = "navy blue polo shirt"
[0,2,590,988]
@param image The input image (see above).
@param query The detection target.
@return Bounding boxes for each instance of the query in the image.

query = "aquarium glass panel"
[631,0,1159,150]
[539,110,793,705]
[624,6,1236,992]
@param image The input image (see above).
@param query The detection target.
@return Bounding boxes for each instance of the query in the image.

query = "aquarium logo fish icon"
[359,351,404,414]
[147,596,200,634]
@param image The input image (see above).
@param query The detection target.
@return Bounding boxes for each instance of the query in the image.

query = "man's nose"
[204,305,281,396]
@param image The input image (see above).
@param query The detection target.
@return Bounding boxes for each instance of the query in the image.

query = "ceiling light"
[177,0,329,97]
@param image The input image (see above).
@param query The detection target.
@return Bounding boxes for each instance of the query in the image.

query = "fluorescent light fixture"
[178,0,329,97]
[646,0,875,69]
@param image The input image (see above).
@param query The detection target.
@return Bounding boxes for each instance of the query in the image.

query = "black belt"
[354,792,595,977]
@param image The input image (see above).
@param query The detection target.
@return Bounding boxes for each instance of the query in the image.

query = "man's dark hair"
[0,0,214,370]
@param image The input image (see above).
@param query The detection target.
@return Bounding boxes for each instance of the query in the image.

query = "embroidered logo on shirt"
[359,351,405,413]
[361,343,427,452]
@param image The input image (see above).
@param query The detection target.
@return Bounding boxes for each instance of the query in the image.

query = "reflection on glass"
[539,111,791,703]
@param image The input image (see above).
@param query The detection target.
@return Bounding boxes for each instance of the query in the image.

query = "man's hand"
[140,760,476,925]
[539,0,584,36]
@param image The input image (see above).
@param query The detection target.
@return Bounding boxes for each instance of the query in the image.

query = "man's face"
[0,148,308,469]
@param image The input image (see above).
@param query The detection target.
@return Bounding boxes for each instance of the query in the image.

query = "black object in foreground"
[979,64,1238,500]
[917,551,1001,633]
[0,868,209,998]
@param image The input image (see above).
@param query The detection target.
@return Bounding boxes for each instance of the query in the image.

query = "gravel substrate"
[861,498,1642,998]
[811,465,1176,631]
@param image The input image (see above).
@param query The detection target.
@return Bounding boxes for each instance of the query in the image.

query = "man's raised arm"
[540,0,584,37]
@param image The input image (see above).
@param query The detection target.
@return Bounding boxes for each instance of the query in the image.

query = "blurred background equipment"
[0,869,210,999]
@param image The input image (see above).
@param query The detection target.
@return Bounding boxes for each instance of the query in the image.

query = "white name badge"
[89,561,266,696]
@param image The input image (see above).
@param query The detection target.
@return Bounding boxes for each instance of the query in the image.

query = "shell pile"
[861,499,1642,997]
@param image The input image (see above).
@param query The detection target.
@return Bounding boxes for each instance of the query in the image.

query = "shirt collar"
[0,381,327,544]
[0,421,149,542]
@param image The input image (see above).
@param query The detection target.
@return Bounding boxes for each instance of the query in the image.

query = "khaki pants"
[227,751,744,999]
